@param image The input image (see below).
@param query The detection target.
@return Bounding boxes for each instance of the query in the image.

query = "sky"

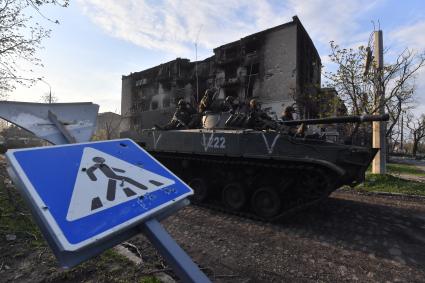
[11,0,425,114]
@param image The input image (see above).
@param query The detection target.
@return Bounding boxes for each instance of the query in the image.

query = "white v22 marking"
[201,133,226,152]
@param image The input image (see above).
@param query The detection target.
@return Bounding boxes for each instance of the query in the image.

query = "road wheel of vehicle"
[296,170,328,201]
[251,186,281,219]
[222,183,246,210]
[188,178,208,203]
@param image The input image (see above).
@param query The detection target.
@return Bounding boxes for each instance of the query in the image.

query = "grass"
[387,163,425,176]
[356,173,425,196]
[355,162,425,196]
[0,182,165,282]
[0,183,44,247]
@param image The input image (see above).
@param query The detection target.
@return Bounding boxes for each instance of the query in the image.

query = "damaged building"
[121,16,332,130]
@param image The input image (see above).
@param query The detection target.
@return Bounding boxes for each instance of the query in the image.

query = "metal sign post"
[142,219,210,283]
[1,102,211,283]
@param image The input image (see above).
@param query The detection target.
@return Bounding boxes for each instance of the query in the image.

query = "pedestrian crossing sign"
[6,139,193,251]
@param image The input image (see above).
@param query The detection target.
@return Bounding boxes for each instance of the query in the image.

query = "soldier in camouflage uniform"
[281,105,295,121]
[159,99,198,130]
[198,88,221,113]
[222,96,240,113]
[247,99,275,130]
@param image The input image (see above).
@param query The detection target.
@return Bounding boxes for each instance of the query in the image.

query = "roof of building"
[213,16,298,51]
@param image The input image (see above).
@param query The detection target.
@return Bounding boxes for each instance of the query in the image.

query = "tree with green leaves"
[0,0,68,98]
[325,41,425,146]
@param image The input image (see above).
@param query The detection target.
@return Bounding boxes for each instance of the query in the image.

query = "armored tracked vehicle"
[123,114,388,221]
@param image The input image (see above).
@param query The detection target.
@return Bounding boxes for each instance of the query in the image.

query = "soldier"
[249,99,271,119]
[247,99,275,130]
[198,88,220,113]
[222,95,239,113]
[281,105,295,121]
[280,105,299,135]
[159,99,198,130]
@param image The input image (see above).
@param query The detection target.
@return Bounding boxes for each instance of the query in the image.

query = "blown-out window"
[151,100,158,110]
[163,97,171,108]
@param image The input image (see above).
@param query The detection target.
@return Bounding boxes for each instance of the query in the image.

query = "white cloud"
[287,0,380,46]
[77,0,293,58]
[389,20,425,116]
[78,0,383,57]
[77,0,388,68]
[390,20,425,51]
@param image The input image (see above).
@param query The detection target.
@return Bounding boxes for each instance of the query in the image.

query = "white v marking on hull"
[261,133,280,154]
[153,132,162,149]
[201,133,214,152]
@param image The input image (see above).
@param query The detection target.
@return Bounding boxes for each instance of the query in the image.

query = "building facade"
[121,16,323,130]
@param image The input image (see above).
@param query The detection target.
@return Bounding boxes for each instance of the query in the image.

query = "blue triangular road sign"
[6,139,193,251]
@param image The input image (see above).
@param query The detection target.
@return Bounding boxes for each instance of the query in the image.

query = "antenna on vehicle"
[194,25,203,103]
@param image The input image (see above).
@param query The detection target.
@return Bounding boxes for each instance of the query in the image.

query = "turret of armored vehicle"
[122,113,389,221]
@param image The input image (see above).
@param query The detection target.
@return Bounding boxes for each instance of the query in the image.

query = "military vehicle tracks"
[151,152,337,222]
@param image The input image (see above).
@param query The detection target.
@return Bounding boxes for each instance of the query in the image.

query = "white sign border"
[6,139,193,251]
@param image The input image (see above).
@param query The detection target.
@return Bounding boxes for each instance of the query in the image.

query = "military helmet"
[285,106,295,113]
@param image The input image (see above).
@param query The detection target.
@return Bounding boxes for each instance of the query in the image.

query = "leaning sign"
[5,139,193,267]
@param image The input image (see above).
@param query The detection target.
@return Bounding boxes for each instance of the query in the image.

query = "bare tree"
[406,114,425,156]
[93,112,122,140]
[40,92,57,103]
[0,0,69,98]
[0,118,9,131]
[384,49,425,139]
[103,115,122,140]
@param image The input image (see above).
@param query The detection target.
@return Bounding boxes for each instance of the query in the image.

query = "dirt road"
[389,157,425,183]
[129,190,425,282]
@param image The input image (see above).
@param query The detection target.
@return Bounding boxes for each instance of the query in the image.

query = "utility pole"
[400,111,404,152]
[372,30,386,174]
